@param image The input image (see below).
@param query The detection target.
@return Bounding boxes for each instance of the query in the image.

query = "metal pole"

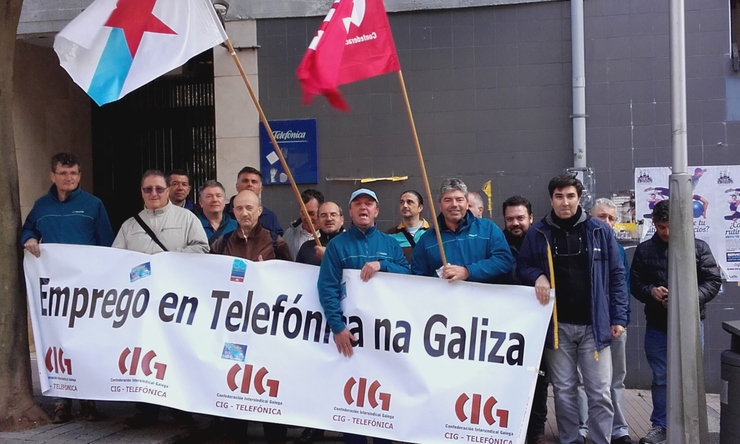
[571,0,587,168]
[667,0,708,441]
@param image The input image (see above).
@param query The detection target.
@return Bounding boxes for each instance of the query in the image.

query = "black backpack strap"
[401,229,417,248]
[133,214,168,252]
[208,223,229,245]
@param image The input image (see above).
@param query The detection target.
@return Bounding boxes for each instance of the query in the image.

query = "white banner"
[24,245,551,444]
[635,165,740,281]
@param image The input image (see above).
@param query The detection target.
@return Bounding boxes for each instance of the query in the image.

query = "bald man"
[211,190,290,260]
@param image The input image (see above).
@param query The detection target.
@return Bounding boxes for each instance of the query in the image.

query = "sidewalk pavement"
[0,358,721,443]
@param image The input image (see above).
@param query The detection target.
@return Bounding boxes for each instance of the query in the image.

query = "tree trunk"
[0,0,51,429]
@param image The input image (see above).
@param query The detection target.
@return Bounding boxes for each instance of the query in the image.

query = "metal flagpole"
[667,0,708,440]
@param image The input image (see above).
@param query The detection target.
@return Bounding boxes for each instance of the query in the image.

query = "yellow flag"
[481,180,492,197]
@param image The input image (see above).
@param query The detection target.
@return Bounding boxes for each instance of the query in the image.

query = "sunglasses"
[142,186,167,195]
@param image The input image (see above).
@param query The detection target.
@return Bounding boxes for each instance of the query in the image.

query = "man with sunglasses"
[517,175,628,444]
[112,170,208,429]
[112,170,208,254]
[22,152,114,424]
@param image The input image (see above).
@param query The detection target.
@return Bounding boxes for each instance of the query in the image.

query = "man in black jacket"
[630,200,721,444]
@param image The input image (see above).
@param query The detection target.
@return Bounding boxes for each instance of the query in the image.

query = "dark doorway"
[92,50,216,231]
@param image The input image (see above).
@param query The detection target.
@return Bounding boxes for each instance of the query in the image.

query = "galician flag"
[296,0,400,111]
[54,0,227,106]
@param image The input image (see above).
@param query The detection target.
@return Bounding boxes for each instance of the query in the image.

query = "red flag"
[296,0,400,111]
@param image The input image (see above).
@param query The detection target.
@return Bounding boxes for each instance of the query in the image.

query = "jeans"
[546,323,613,444]
[644,328,667,429]
[577,331,629,439]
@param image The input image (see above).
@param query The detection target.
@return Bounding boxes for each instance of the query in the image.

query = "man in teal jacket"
[317,188,409,444]
[411,178,513,282]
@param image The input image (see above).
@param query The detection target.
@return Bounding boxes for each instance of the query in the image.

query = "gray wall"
[254,0,740,393]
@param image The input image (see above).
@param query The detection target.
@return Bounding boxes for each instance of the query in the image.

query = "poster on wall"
[635,166,740,282]
[260,119,318,185]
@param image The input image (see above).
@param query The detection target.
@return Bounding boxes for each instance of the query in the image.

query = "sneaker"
[51,404,72,424]
[79,400,107,422]
[639,426,666,444]
[124,412,159,429]
[612,435,635,444]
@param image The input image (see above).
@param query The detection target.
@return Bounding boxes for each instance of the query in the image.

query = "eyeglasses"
[553,234,582,257]
[319,212,341,219]
[142,186,167,195]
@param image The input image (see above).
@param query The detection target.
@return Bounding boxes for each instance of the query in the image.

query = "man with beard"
[502,195,546,444]
[386,190,430,262]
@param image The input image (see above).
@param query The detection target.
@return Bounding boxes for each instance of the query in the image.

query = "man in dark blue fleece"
[21,152,113,423]
[317,188,409,444]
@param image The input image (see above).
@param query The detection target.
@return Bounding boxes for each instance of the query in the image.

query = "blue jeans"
[546,323,613,444]
[644,323,704,430]
[644,328,667,429]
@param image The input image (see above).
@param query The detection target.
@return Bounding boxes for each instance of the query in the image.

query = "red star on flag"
[104,0,177,57]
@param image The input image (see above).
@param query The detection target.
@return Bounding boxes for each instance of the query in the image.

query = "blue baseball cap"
[349,188,378,205]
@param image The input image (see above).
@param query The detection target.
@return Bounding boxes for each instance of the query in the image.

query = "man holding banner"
[318,188,409,444]
[411,178,513,282]
[21,152,114,424]
[113,169,208,428]
[517,175,628,444]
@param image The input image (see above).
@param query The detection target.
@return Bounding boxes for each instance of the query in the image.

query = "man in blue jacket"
[317,188,409,444]
[21,152,114,424]
[411,178,513,282]
[517,175,628,444]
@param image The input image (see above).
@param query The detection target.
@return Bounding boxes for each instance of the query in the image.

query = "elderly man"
[224,166,283,240]
[468,191,485,218]
[166,169,194,211]
[113,170,208,428]
[197,180,236,245]
[283,189,324,260]
[211,190,291,260]
[296,201,345,266]
[22,152,114,424]
[113,170,208,254]
[578,198,633,444]
[211,189,290,443]
[411,178,513,283]
[517,175,628,444]
[318,188,409,444]
[630,199,720,444]
[387,190,430,262]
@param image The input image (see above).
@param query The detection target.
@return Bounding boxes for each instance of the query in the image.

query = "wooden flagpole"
[397,70,447,265]
[224,39,321,246]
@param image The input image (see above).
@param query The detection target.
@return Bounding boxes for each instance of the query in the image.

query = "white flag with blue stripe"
[54,0,227,106]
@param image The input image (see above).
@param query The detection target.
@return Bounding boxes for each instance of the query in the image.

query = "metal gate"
[92,50,216,230]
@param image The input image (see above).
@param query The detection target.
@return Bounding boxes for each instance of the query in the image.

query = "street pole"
[667,0,709,441]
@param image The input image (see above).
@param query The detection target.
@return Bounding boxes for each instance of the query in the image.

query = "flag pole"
[224,39,321,246]
[397,70,447,265]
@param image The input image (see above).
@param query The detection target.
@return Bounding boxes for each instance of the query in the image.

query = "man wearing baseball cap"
[317,188,409,444]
